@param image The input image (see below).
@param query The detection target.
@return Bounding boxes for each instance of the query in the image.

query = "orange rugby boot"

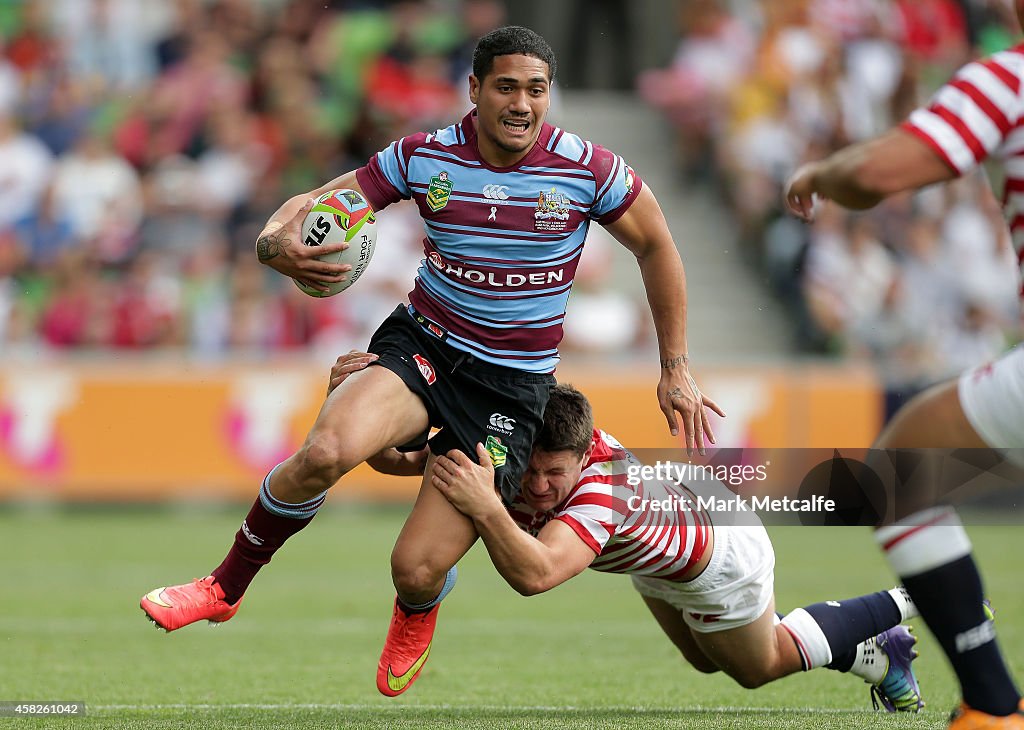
[376,598,439,697]
[948,699,1024,729]
[140,576,242,632]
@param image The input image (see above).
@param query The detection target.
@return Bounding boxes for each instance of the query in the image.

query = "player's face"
[1017,0,1024,31]
[520,448,586,512]
[469,53,551,167]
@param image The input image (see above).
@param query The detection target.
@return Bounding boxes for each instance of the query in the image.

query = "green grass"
[0,506,1021,729]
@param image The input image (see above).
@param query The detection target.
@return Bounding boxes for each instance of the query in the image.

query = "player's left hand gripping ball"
[296,189,377,297]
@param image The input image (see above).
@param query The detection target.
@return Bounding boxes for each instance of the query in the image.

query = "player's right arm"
[786,51,1024,220]
[784,128,956,220]
[431,446,596,596]
[256,132,423,291]
[255,170,366,293]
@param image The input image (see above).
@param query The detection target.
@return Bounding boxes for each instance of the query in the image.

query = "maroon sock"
[211,494,320,605]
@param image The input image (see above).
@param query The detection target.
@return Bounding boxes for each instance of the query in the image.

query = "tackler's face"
[519,448,587,513]
[469,53,551,166]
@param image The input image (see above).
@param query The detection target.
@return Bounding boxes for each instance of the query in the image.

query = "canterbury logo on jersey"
[487,413,516,434]
[482,184,510,201]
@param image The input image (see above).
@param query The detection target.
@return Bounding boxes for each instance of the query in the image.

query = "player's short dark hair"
[472,25,557,82]
[535,383,592,457]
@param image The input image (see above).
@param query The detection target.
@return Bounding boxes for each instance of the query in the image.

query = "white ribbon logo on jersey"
[482,184,510,202]
[488,413,516,434]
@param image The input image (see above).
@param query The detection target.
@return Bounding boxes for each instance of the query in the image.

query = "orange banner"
[0,361,882,502]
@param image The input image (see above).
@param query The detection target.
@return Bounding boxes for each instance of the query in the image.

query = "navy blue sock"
[804,592,902,672]
[903,556,1020,716]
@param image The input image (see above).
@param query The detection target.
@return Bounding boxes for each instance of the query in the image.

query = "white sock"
[875,506,972,578]
[780,608,833,669]
[848,636,887,684]
[888,585,918,621]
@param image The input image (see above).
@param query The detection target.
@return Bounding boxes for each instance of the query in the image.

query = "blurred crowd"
[5,0,1023,385]
[0,0,516,360]
[642,0,1023,416]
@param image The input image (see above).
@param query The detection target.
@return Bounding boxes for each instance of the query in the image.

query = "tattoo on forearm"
[256,230,289,262]
[660,354,689,370]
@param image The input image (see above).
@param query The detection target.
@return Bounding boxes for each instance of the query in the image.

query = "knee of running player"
[289,431,362,497]
[390,548,450,603]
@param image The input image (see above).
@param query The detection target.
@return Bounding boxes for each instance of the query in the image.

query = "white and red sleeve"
[902,49,1024,175]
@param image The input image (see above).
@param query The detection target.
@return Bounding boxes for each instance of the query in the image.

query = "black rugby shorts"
[367,305,554,503]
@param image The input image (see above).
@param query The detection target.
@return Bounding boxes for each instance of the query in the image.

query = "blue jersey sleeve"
[588,145,642,224]
[355,133,429,212]
[375,139,411,197]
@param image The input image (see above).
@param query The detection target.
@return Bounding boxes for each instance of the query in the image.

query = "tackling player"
[784,7,1024,726]
[140,25,721,697]
[426,382,924,711]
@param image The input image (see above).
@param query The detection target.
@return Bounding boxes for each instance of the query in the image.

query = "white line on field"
[91,704,868,714]
[0,616,642,633]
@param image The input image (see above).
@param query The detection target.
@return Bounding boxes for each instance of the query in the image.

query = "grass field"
[1,505,1021,729]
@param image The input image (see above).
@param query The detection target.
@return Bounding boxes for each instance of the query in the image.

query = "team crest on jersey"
[426,171,453,212]
[484,435,508,468]
[534,187,571,231]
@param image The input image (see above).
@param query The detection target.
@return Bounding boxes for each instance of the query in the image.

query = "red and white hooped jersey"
[901,42,1024,295]
[507,429,711,580]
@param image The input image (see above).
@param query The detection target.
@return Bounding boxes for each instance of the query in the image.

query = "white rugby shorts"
[630,522,776,634]
[958,344,1024,467]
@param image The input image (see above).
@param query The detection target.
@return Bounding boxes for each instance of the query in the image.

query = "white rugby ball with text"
[295,188,377,297]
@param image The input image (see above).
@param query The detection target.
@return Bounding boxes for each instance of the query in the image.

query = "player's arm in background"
[604,185,724,455]
[431,446,596,595]
[783,49,1024,219]
[255,169,367,293]
[784,128,957,219]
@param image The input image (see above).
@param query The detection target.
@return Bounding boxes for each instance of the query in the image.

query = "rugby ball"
[295,189,377,297]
